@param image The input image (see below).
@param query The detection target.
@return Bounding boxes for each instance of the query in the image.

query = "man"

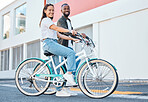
[57,3,86,66]
[57,3,86,49]
[57,3,86,96]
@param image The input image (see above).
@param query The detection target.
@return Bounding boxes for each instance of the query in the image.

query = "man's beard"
[63,12,70,17]
[50,17,53,20]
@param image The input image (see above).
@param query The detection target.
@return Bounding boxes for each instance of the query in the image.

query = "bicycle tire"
[15,58,50,96]
[78,59,118,98]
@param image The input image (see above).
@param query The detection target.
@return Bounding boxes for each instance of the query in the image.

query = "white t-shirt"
[66,19,73,48]
[41,17,57,40]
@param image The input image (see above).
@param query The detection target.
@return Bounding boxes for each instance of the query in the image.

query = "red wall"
[45,0,117,22]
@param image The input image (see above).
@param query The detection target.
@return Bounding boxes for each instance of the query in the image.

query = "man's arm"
[57,19,72,36]
[57,32,78,41]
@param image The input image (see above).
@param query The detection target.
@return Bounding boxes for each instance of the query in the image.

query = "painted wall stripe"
[45,0,117,22]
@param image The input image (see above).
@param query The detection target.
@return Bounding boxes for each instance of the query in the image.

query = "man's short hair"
[61,3,69,8]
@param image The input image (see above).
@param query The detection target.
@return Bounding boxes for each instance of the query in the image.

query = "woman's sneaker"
[56,89,71,97]
[63,72,77,86]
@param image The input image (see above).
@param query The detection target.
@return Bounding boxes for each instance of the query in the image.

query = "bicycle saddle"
[44,50,54,56]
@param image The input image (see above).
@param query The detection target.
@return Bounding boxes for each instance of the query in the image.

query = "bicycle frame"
[32,44,97,83]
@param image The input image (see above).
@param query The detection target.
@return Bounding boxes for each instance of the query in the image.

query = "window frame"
[46,0,63,4]
[14,3,27,35]
[2,12,10,40]
[0,49,10,71]
[12,45,23,70]
[27,40,41,58]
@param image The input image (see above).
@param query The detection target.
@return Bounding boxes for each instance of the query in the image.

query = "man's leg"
[68,47,81,75]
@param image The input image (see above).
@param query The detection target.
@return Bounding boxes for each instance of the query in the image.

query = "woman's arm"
[50,24,69,33]
[50,24,76,35]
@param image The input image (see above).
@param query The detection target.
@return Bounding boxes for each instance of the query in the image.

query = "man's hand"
[70,30,77,36]
[72,38,80,43]
[81,33,86,38]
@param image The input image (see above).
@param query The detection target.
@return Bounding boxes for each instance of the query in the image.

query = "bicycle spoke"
[15,59,50,96]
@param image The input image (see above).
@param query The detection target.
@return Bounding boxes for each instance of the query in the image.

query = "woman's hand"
[57,33,79,42]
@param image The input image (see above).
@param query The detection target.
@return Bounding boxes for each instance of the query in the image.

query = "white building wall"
[100,9,148,79]
[75,25,93,53]
[70,0,148,79]
[0,0,44,79]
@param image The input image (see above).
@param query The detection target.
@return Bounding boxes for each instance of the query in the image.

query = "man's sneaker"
[66,81,78,87]
[56,89,71,97]
[63,73,77,86]
[64,88,78,96]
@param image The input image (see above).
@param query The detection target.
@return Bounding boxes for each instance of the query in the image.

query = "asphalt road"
[0,80,148,102]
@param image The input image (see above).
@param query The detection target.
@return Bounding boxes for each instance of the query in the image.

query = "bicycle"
[15,33,118,98]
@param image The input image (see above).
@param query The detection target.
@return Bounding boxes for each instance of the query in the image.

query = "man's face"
[61,5,70,17]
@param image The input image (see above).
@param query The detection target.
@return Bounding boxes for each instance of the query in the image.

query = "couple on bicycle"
[40,3,86,97]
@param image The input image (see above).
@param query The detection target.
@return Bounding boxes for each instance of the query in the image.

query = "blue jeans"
[68,47,81,74]
[43,38,76,72]
[42,38,77,91]
[61,47,81,76]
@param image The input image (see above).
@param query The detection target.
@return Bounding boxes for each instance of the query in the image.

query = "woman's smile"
[45,6,54,18]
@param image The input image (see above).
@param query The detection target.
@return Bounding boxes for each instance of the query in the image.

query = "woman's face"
[44,6,54,18]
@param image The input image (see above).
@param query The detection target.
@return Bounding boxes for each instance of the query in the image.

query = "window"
[2,13,10,39]
[15,3,26,35]
[46,0,63,4]
[12,45,23,69]
[0,49,9,71]
[27,41,40,58]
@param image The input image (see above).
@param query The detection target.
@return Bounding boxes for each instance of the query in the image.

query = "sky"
[0,0,15,10]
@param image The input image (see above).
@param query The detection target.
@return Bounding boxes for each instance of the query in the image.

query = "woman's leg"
[43,39,77,85]
[43,39,76,72]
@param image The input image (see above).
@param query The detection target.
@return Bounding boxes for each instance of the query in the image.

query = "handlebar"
[75,33,95,48]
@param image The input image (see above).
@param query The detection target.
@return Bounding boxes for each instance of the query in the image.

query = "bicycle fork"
[83,48,97,78]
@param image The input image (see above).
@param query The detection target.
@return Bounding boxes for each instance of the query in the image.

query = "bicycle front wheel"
[78,59,118,98]
[15,58,50,96]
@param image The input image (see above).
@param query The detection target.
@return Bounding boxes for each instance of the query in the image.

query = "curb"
[0,78,14,81]
[119,79,148,83]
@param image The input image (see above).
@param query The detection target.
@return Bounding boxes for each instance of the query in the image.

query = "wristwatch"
[69,30,73,33]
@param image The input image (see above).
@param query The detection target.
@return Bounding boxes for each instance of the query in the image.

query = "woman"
[40,4,79,97]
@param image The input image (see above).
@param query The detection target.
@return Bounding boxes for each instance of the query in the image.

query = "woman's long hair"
[39,4,54,26]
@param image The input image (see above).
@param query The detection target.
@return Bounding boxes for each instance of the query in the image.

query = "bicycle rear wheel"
[15,58,50,96]
[78,59,118,98]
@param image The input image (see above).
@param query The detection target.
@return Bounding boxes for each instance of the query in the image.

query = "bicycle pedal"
[64,83,78,87]
[73,85,78,87]
[64,85,78,87]
[45,77,48,80]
